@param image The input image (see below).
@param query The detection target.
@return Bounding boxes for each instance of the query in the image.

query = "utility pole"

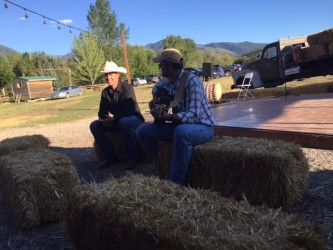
[121,32,131,84]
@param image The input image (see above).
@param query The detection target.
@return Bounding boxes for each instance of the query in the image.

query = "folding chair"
[237,72,255,100]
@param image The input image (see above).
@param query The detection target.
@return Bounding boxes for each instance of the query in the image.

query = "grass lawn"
[0,76,332,129]
[0,85,153,129]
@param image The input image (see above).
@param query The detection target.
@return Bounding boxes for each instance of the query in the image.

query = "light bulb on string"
[3,1,85,34]
[24,9,28,20]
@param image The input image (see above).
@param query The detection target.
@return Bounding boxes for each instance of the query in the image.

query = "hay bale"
[156,136,309,208]
[0,134,50,157]
[66,173,324,250]
[0,148,80,229]
[302,44,329,60]
[94,132,151,163]
[307,28,333,46]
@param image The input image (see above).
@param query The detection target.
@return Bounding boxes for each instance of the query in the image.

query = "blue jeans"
[90,116,143,162]
[136,123,214,185]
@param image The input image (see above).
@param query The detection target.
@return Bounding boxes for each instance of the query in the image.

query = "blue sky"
[1,0,333,56]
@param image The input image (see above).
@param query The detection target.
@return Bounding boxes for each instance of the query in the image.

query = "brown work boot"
[125,159,137,170]
[97,159,118,170]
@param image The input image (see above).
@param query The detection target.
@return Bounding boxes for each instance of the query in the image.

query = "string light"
[3,0,85,33]
[24,8,28,19]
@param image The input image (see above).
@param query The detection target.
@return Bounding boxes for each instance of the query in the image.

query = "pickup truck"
[232,28,333,89]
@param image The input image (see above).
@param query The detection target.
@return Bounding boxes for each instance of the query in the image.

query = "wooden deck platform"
[142,92,333,150]
[212,93,333,150]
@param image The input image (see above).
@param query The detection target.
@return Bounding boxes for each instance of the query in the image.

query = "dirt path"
[0,119,332,249]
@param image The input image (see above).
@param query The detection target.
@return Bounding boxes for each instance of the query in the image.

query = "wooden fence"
[0,95,10,104]
[82,84,107,91]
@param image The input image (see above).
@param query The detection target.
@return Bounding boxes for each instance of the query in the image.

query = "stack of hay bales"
[94,132,151,163]
[0,135,80,229]
[156,136,309,208]
[66,173,324,250]
[303,28,333,59]
[307,28,333,46]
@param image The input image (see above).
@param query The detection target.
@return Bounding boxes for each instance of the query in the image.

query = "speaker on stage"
[202,62,213,79]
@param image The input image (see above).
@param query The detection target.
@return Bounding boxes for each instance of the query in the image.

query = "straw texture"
[66,173,324,250]
[156,136,309,208]
[0,148,80,229]
[0,134,50,157]
[307,28,333,46]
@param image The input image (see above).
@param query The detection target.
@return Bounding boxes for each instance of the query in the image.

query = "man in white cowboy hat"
[136,48,215,185]
[90,61,144,170]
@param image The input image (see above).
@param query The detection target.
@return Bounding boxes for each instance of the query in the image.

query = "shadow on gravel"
[286,170,333,249]
[0,146,156,250]
[1,146,332,249]
[50,146,156,184]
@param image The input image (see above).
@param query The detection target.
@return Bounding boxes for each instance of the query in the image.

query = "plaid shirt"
[152,70,215,126]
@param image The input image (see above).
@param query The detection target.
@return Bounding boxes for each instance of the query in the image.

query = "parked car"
[221,64,242,77]
[184,67,205,81]
[52,85,83,99]
[213,65,224,78]
[131,77,147,87]
[236,64,242,71]
[145,74,161,84]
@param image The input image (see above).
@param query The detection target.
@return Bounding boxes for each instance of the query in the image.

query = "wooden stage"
[142,92,333,150]
[212,93,333,150]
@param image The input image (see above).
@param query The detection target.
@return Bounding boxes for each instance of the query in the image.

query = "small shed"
[11,76,56,101]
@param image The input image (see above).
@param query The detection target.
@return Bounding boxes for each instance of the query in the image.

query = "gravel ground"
[0,118,332,249]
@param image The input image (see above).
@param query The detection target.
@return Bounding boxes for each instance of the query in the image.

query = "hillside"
[0,45,17,56]
[204,41,267,55]
[145,40,267,56]
[1,40,267,57]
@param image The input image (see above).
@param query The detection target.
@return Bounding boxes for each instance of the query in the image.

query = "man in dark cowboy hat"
[90,61,144,170]
[136,48,215,185]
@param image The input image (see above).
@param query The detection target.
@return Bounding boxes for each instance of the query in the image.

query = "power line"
[3,0,86,33]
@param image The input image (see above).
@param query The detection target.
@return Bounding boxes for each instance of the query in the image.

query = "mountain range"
[145,40,267,56]
[0,41,267,57]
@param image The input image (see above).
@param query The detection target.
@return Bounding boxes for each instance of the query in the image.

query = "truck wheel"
[224,71,231,77]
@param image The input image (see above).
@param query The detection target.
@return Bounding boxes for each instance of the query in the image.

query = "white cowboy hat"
[100,61,127,74]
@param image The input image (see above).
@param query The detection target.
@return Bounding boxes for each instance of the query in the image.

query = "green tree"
[127,46,158,77]
[14,53,36,76]
[87,0,129,62]
[0,55,15,94]
[163,35,201,67]
[72,32,105,85]
[6,52,21,71]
